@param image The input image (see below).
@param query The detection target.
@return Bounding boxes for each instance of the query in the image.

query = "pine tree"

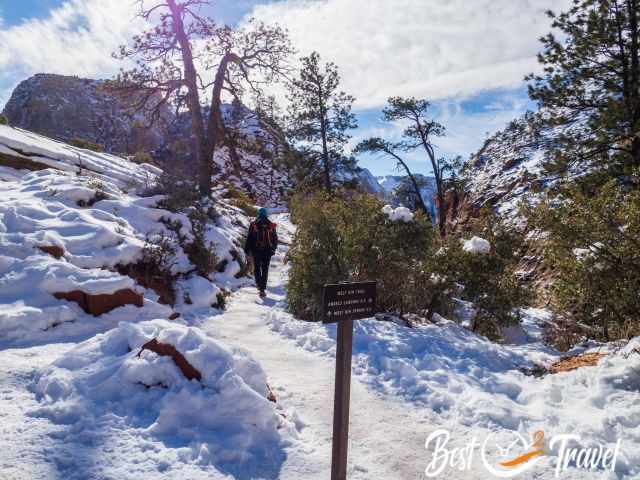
[286,52,357,193]
[528,0,640,175]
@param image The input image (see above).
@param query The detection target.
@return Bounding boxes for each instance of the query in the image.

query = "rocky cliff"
[2,74,167,155]
[459,111,579,226]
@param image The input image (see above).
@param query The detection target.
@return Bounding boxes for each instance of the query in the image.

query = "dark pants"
[253,252,272,291]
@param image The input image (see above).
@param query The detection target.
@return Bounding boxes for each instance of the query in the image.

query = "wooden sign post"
[323,281,377,480]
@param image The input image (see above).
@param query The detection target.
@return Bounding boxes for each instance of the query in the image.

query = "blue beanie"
[257,207,268,219]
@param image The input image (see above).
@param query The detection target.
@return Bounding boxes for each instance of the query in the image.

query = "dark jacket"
[244,218,278,256]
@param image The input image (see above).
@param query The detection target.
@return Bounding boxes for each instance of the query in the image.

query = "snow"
[377,174,438,218]
[265,304,640,478]
[462,236,491,254]
[382,204,414,222]
[30,320,295,474]
[0,156,254,345]
[0,124,161,190]
[176,275,221,310]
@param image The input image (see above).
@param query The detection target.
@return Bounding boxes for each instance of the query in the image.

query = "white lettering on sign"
[336,289,367,297]
[327,298,373,308]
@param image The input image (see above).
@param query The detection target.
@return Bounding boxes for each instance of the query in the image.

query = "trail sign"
[323,281,377,480]
[322,281,377,324]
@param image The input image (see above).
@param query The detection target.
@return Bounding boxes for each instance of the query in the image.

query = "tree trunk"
[436,182,446,239]
[197,53,236,197]
[167,0,207,196]
[318,87,332,194]
[417,127,446,237]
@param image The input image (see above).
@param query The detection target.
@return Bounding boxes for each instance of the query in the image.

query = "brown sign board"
[322,281,377,324]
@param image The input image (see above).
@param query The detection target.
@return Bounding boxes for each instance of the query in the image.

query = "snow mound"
[382,204,414,222]
[0,124,160,190]
[462,236,491,254]
[31,320,293,469]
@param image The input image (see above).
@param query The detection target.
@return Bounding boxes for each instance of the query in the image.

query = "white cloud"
[248,0,572,109]
[0,0,143,105]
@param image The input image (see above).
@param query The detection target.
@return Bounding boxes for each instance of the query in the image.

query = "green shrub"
[0,115,8,126]
[527,177,640,342]
[154,171,201,213]
[433,216,531,339]
[132,151,153,165]
[184,204,218,279]
[287,191,450,321]
[223,185,258,218]
[70,137,104,152]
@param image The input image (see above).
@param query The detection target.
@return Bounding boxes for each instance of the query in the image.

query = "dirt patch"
[54,288,143,316]
[549,352,605,374]
[137,338,202,381]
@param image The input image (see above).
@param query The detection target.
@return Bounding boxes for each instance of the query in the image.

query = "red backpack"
[252,221,277,251]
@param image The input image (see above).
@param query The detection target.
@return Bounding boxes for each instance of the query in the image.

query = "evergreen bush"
[287,191,450,321]
[223,185,258,218]
[432,215,531,339]
[526,176,640,342]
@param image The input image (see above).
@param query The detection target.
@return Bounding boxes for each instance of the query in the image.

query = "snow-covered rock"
[461,111,586,225]
[462,236,491,254]
[0,124,161,190]
[377,173,437,217]
[0,140,254,344]
[2,74,294,206]
[31,319,293,467]
[2,73,168,155]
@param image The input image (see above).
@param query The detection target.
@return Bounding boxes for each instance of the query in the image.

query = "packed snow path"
[202,214,439,480]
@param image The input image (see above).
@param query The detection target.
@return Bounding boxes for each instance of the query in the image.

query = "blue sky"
[0,0,559,177]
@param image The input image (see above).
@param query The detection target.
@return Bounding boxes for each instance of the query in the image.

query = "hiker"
[244,207,278,298]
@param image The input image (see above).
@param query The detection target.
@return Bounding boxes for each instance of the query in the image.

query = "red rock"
[54,288,143,316]
[137,338,202,381]
[38,245,65,259]
[267,384,277,403]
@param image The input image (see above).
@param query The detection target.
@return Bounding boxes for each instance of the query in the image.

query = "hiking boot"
[259,289,267,298]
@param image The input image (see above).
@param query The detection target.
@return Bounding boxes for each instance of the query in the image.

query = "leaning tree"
[113,0,293,196]
[358,97,454,237]
[354,138,432,219]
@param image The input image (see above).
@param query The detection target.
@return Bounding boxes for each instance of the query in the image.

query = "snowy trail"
[201,215,442,480]
[0,343,76,479]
